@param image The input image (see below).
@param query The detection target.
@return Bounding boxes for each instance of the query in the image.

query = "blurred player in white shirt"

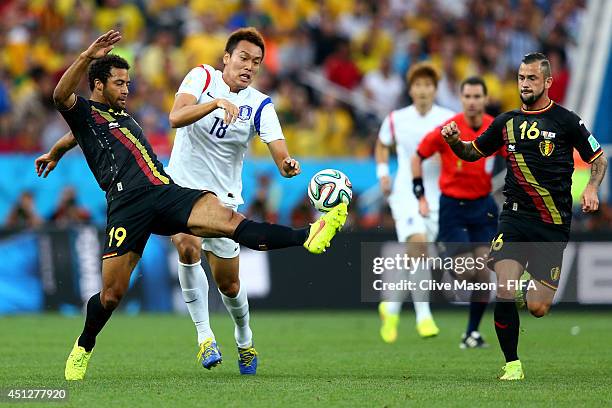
[375,62,455,342]
[166,27,300,374]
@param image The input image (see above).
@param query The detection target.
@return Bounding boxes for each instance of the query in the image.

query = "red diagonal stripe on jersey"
[91,110,162,185]
[110,128,162,185]
[503,127,552,223]
[92,111,108,125]
[200,65,211,94]
[389,111,396,142]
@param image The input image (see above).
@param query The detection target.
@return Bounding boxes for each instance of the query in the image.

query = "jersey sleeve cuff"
[262,135,285,144]
[56,95,79,112]
[416,148,428,160]
[587,149,603,164]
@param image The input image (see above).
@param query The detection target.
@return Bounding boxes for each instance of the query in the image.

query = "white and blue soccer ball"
[308,169,352,212]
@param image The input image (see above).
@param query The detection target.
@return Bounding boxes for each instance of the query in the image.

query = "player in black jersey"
[38,30,348,381]
[440,53,607,380]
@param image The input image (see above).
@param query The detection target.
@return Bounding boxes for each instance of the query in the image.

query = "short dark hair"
[88,54,130,91]
[460,76,488,95]
[521,52,551,78]
[407,62,440,88]
[225,27,265,58]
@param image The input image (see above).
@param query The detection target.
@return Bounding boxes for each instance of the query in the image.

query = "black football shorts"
[487,208,570,290]
[102,184,206,259]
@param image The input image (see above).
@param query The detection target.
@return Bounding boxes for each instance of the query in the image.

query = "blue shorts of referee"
[437,193,499,257]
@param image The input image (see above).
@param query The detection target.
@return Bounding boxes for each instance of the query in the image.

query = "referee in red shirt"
[412,77,505,349]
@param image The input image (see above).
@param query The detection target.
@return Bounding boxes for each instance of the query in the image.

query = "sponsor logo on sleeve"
[588,134,600,151]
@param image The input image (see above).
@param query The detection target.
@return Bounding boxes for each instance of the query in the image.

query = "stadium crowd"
[2,0,608,230]
[0,0,584,154]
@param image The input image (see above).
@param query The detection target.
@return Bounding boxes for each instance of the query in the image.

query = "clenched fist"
[441,121,461,145]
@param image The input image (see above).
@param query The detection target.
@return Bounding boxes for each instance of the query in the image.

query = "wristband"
[412,177,425,199]
[376,163,389,179]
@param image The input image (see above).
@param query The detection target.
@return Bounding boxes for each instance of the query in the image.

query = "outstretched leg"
[186,193,347,253]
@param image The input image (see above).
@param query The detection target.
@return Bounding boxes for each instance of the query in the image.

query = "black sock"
[78,293,113,352]
[466,301,488,334]
[494,298,520,362]
[232,219,309,251]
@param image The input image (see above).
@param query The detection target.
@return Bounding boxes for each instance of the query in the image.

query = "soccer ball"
[308,169,352,212]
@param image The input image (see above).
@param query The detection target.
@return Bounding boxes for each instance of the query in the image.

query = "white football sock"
[383,301,402,315]
[411,265,433,323]
[178,261,214,344]
[220,286,252,348]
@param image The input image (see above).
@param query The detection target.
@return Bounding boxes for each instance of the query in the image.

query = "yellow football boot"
[378,302,400,343]
[304,203,348,254]
[416,317,440,338]
[498,360,525,381]
[65,339,93,381]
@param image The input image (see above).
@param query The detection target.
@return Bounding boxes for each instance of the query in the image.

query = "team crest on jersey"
[539,140,555,157]
[550,266,561,281]
[238,105,252,121]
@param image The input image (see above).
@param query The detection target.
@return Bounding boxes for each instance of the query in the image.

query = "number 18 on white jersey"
[166,64,285,206]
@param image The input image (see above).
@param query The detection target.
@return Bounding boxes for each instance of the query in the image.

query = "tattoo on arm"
[448,141,483,162]
[588,155,608,187]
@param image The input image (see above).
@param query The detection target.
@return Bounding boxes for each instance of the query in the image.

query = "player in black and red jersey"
[441,53,607,380]
[37,30,348,381]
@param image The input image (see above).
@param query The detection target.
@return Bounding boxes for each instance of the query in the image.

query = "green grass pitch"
[0,310,610,407]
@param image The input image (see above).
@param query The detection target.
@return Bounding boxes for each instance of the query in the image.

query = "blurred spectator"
[362,56,403,118]
[278,27,315,77]
[504,12,539,67]
[183,12,228,68]
[0,70,11,138]
[94,0,144,43]
[41,112,70,154]
[313,92,354,156]
[11,66,55,140]
[337,0,372,39]
[227,0,272,31]
[547,47,570,104]
[5,191,43,229]
[139,29,186,89]
[62,1,96,53]
[324,39,362,90]
[309,10,342,66]
[51,186,91,226]
[351,16,393,74]
[246,174,278,223]
[436,45,462,112]
[260,0,311,37]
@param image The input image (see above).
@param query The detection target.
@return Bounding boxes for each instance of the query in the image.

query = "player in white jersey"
[165,28,300,374]
[375,62,455,342]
